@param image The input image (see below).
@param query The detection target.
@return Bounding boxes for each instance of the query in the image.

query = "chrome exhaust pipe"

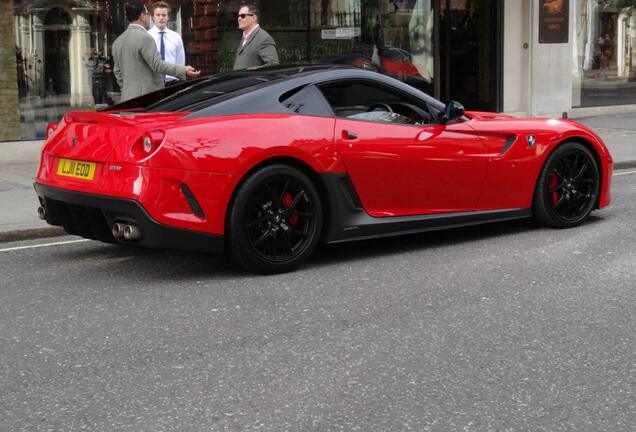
[37,206,46,220]
[111,222,125,239]
[123,224,141,241]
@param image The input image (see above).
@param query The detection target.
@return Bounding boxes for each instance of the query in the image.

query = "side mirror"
[439,100,465,124]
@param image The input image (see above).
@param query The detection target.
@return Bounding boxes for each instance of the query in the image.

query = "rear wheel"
[227,164,322,273]
[533,142,600,228]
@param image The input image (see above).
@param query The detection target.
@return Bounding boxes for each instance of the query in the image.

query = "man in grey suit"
[112,1,200,101]
[233,5,279,70]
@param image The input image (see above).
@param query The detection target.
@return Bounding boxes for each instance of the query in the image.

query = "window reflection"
[13,0,126,138]
[11,0,438,139]
[320,0,434,94]
[573,0,636,107]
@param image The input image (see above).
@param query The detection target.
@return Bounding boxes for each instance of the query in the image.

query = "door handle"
[342,130,358,140]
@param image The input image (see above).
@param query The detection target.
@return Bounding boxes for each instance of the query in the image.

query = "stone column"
[0,2,22,140]
[32,14,45,98]
[15,13,41,97]
[69,12,92,106]
[629,12,636,80]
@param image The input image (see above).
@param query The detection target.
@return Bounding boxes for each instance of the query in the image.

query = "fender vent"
[180,184,206,219]
[337,176,363,210]
[500,135,517,154]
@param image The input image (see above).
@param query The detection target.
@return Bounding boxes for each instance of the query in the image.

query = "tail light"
[132,130,165,158]
[46,122,58,140]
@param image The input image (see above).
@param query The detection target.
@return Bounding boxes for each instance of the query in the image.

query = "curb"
[0,227,66,244]
[615,160,636,170]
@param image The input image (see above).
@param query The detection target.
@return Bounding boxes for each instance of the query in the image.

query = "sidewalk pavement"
[1,113,635,243]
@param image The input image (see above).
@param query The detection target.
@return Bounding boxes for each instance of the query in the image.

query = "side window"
[279,85,334,117]
[317,81,435,126]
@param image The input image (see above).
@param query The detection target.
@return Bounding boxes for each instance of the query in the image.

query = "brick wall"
[0,2,21,141]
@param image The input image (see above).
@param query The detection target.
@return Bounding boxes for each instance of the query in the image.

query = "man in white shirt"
[148,1,185,85]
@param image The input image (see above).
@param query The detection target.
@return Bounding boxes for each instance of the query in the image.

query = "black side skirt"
[34,183,224,254]
[319,173,533,244]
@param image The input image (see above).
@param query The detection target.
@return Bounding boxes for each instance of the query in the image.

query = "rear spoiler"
[63,111,134,126]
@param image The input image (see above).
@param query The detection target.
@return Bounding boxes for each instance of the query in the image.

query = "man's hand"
[186,66,201,78]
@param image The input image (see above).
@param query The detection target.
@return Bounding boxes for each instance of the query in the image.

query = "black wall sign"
[539,0,569,44]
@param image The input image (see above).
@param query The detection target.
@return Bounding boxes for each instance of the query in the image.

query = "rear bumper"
[34,183,224,254]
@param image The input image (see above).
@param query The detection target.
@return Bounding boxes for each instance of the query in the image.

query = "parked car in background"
[35,65,613,273]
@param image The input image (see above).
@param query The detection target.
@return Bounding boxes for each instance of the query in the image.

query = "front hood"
[463,115,611,158]
[43,111,187,163]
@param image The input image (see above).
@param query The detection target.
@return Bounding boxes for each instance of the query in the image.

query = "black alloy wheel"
[227,164,323,273]
[533,142,600,228]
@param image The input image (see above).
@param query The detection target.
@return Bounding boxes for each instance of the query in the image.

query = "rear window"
[145,75,278,113]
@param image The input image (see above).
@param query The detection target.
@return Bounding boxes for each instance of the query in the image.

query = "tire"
[533,142,600,228]
[227,164,323,274]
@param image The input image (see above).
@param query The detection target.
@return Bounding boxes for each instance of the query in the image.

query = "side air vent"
[500,135,517,154]
[180,184,206,219]
[337,176,363,210]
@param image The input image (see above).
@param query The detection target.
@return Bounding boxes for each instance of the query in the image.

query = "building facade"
[0,2,21,141]
[2,0,636,140]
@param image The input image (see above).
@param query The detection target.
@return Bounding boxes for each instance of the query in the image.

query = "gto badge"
[526,134,536,148]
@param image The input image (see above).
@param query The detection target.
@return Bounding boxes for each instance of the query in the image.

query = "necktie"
[159,31,165,60]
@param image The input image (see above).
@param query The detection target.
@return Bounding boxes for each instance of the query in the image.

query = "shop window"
[43,7,71,97]
[573,0,636,107]
[316,0,435,96]
[9,0,439,139]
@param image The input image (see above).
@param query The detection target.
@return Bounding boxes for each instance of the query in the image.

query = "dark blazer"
[233,27,280,70]
[113,24,187,101]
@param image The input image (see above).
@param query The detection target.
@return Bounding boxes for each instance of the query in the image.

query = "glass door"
[438,0,502,111]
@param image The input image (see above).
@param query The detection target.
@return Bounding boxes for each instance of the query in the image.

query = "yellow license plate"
[56,158,96,181]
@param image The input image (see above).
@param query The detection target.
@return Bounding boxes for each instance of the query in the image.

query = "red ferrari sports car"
[35,65,613,273]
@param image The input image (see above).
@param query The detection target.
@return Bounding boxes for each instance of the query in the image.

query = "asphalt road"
[1,171,635,432]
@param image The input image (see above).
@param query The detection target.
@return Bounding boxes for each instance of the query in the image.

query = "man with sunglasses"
[233,5,279,70]
[112,1,200,101]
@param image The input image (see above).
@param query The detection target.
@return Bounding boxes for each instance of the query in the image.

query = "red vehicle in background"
[325,45,433,95]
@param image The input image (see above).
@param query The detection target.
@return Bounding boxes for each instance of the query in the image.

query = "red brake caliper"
[549,172,559,205]
[282,193,299,227]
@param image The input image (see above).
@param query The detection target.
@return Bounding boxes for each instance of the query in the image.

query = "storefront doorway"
[438,0,502,111]
[43,7,71,97]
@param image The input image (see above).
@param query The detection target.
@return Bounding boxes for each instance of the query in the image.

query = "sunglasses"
[237,13,255,18]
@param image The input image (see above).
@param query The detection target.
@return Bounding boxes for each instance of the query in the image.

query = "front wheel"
[533,142,600,228]
[227,164,323,273]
